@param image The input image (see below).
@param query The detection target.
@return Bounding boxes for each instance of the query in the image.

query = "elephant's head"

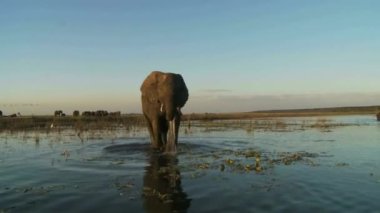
[141,71,189,153]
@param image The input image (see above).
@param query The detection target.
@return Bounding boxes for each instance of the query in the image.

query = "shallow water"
[1,115,380,212]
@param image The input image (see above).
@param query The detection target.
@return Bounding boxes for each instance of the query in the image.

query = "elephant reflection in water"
[143,152,191,213]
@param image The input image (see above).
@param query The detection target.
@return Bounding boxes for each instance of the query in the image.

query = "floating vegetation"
[336,162,349,167]
[196,163,210,170]
[269,151,319,166]
[11,185,67,195]
[313,139,336,143]
[234,149,260,158]
[183,147,321,176]
[142,187,174,203]
[110,160,125,165]
[61,149,70,160]
[114,181,135,191]
[279,153,303,165]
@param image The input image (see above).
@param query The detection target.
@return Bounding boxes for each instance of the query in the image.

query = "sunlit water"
[1,116,380,212]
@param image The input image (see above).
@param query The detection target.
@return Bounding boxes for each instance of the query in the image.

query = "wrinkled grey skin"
[140,71,189,153]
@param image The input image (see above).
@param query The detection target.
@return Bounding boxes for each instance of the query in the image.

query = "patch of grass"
[0,115,145,132]
[185,148,321,176]
[182,105,380,121]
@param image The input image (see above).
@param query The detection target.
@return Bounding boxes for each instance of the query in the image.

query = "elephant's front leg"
[159,117,169,146]
[151,119,164,149]
[174,115,180,145]
[165,116,179,153]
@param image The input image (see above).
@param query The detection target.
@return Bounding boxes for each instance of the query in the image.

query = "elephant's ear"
[140,72,159,103]
[176,74,189,107]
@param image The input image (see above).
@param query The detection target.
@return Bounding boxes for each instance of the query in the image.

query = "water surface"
[1,115,379,212]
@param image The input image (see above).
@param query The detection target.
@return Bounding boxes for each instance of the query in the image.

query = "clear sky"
[1,0,380,115]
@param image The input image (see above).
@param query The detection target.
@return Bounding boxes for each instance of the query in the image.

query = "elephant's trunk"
[166,112,179,153]
[163,96,180,153]
[164,101,175,121]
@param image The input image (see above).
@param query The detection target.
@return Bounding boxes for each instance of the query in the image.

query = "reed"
[0,115,145,132]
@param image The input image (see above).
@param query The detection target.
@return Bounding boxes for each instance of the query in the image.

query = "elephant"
[140,71,189,152]
[96,110,109,117]
[109,111,121,117]
[73,110,80,117]
[82,111,92,117]
[54,110,63,117]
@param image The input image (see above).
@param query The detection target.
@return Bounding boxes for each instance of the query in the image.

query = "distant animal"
[140,71,189,152]
[54,110,63,117]
[10,114,17,118]
[377,113,380,121]
[82,111,92,117]
[81,110,111,117]
[73,110,80,117]
[109,111,121,117]
[96,110,109,117]
[0,110,2,117]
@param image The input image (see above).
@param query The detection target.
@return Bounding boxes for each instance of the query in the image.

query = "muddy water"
[1,116,380,212]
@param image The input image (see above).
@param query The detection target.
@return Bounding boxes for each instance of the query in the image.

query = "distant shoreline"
[183,105,380,120]
[1,105,379,131]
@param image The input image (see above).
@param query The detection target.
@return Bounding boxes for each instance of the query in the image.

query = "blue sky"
[1,0,380,115]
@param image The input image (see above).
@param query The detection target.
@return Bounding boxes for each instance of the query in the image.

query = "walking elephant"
[140,71,189,152]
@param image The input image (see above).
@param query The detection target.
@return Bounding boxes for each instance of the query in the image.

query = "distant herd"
[54,110,121,117]
[0,111,20,118]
